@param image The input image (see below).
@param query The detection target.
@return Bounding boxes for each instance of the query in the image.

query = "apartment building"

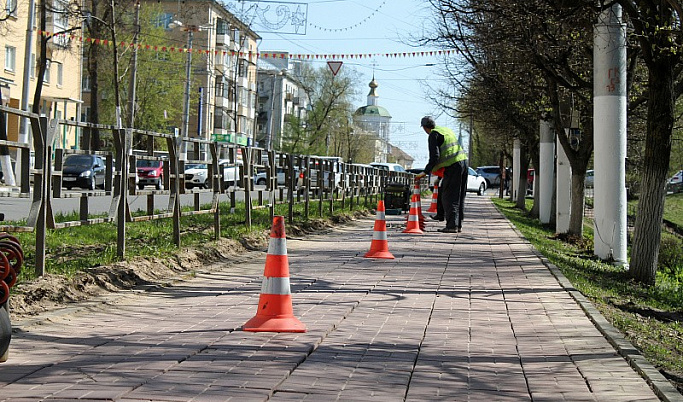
[256,53,310,150]
[151,0,260,155]
[0,0,83,150]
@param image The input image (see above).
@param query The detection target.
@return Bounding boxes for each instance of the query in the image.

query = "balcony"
[215,95,227,108]
[46,22,70,49]
[216,32,227,46]
[215,55,225,70]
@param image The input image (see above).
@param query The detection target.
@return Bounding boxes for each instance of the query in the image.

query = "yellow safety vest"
[432,126,467,171]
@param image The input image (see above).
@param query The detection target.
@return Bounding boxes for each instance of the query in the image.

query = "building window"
[55,62,63,86]
[81,106,90,122]
[82,74,91,91]
[5,0,17,16]
[154,13,173,29]
[53,0,68,30]
[4,46,16,72]
[44,60,51,83]
[216,19,227,35]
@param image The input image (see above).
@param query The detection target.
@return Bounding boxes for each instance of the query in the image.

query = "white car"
[183,160,241,190]
[370,162,406,172]
[667,169,682,193]
[467,167,487,196]
[585,170,594,188]
[184,163,210,189]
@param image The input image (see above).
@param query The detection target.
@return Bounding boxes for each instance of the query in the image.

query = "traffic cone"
[411,184,426,229]
[243,216,306,333]
[427,182,439,213]
[403,193,424,234]
[364,200,395,259]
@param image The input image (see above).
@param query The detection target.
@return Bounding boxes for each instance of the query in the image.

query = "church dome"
[354,105,392,118]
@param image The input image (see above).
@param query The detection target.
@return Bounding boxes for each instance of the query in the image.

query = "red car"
[527,168,535,194]
[137,159,164,190]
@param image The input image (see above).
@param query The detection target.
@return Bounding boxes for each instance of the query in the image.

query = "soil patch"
[8,210,371,320]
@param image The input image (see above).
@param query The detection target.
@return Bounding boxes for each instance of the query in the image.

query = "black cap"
[420,116,435,129]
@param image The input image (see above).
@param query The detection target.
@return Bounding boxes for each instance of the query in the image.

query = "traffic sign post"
[327,61,343,76]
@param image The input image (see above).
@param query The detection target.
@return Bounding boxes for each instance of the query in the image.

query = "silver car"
[476,166,502,187]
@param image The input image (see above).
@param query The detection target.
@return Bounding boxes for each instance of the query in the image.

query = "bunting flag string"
[39,30,455,61]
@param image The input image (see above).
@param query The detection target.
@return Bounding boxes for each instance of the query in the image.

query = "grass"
[664,192,683,228]
[492,197,682,393]
[10,195,376,282]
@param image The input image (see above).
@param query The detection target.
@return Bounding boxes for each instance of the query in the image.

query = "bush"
[658,235,683,277]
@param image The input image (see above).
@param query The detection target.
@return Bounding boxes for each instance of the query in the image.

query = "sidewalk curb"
[502,219,682,402]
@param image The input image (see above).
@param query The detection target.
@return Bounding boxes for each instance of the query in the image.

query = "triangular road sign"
[327,61,343,76]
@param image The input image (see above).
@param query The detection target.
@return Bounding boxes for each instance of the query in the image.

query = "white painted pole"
[513,139,521,202]
[539,120,554,224]
[593,5,627,265]
[556,131,571,233]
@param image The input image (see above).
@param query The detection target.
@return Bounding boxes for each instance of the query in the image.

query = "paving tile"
[0,197,664,401]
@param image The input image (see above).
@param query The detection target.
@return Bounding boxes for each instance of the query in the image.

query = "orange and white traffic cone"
[427,182,438,213]
[411,184,426,229]
[403,193,424,234]
[243,216,306,333]
[364,200,395,259]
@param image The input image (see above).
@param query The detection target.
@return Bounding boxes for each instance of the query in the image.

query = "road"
[0,187,258,222]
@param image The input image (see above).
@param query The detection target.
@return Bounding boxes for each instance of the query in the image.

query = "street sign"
[327,61,343,76]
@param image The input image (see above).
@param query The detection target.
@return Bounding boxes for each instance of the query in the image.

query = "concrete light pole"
[169,21,201,161]
[14,0,37,187]
[593,5,627,265]
[265,69,285,150]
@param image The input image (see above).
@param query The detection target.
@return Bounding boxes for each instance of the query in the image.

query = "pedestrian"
[415,116,468,233]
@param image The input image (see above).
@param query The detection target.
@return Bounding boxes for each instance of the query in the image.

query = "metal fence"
[0,104,419,277]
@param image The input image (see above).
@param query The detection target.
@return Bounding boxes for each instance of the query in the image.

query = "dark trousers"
[440,161,467,229]
[436,179,444,218]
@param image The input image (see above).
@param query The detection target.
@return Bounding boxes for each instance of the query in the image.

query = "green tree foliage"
[282,63,360,157]
[96,4,187,138]
[425,0,599,228]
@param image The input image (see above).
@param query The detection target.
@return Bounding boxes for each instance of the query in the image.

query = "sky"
[228,0,461,168]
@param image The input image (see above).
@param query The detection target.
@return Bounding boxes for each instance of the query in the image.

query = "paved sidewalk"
[0,196,673,401]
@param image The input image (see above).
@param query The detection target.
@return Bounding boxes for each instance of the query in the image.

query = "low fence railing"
[0,105,421,276]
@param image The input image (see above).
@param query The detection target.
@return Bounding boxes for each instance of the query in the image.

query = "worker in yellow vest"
[416,116,468,233]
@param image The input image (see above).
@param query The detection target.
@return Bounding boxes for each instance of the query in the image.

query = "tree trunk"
[568,171,586,236]
[515,145,528,210]
[629,62,674,285]
[529,143,540,218]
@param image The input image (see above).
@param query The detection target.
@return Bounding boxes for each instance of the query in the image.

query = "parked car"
[476,166,502,187]
[254,167,302,187]
[62,154,106,190]
[137,159,164,190]
[527,168,535,194]
[585,169,594,188]
[0,158,15,184]
[667,169,682,193]
[370,162,406,172]
[300,160,343,190]
[219,160,241,190]
[184,163,210,189]
[467,167,487,196]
